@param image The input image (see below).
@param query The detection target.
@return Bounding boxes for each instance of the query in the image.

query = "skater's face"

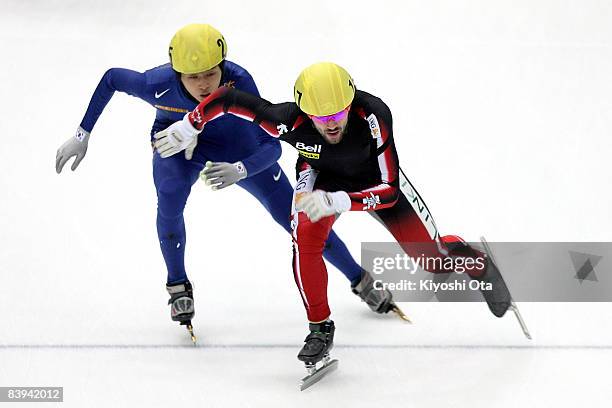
[310,106,350,144]
[180,65,222,102]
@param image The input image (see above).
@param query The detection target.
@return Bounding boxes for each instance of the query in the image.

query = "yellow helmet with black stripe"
[294,62,355,116]
[169,24,227,74]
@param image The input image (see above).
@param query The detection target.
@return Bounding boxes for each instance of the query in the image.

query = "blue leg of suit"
[236,163,363,284]
[153,153,362,285]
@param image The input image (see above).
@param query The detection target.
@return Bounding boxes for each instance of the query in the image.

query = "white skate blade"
[299,359,339,391]
[510,301,532,340]
[480,236,532,340]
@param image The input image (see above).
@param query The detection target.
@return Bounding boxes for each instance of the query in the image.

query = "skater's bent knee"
[156,177,191,199]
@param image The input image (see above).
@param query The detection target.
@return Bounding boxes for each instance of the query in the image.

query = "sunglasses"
[308,106,350,124]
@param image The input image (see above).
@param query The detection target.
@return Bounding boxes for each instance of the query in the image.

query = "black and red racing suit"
[186,87,482,322]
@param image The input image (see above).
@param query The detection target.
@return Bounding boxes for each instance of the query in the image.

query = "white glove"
[153,113,201,158]
[184,136,198,160]
[200,161,247,190]
[56,127,90,173]
[295,190,351,222]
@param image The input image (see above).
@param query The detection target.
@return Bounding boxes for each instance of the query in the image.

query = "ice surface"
[1,0,612,406]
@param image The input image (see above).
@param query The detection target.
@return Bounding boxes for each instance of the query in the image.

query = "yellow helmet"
[294,62,356,116]
[169,24,227,74]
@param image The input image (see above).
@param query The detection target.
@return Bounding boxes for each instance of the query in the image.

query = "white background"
[1,0,611,406]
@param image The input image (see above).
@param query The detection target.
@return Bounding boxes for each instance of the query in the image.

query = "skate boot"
[444,235,531,338]
[442,235,512,317]
[166,280,196,344]
[298,320,339,390]
[473,256,512,318]
[478,237,532,339]
[352,271,411,322]
[298,320,335,364]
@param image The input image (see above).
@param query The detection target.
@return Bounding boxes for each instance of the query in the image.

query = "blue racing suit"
[79,60,362,285]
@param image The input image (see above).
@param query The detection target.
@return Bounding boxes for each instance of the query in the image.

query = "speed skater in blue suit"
[55,24,401,339]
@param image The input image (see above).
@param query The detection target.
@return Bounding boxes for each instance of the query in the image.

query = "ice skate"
[477,237,532,339]
[166,280,197,344]
[298,320,339,390]
[352,271,411,322]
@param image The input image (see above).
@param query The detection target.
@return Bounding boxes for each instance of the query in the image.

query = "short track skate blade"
[479,236,498,264]
[186,324,197,345]
[510,301,532,340]
[392,304,412,323]
[180,321,197,345]
[299,359,339,391]
[480,236,532,340]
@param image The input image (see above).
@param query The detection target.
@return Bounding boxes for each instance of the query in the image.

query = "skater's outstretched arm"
[207,88,402,211]
[80,68,148,133]
[185,87,301,138]
[56,68,147,173]
[152,87,302,157]
[226,74,282,177]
